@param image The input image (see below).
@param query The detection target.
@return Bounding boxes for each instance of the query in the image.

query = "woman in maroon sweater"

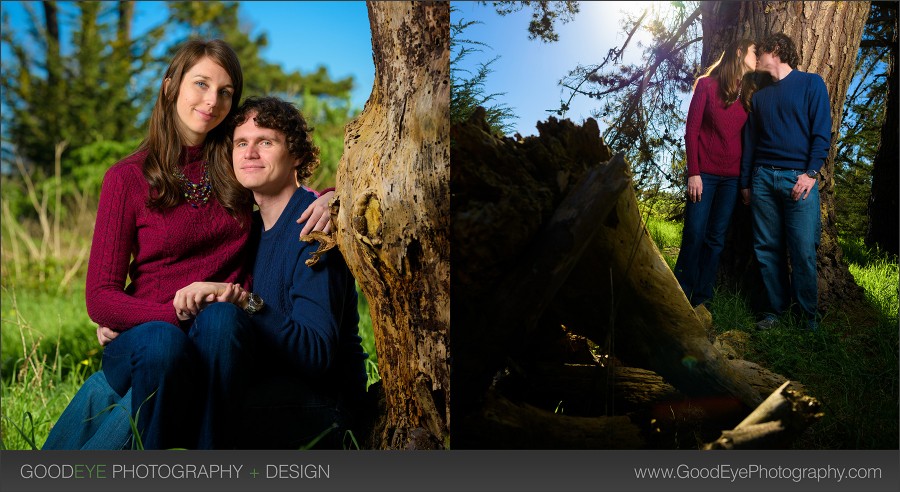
[46,40,332,450]
[673,39,758,307]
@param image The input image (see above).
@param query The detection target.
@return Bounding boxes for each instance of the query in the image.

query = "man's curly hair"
[230,96,320,184]
[759,33,800,69]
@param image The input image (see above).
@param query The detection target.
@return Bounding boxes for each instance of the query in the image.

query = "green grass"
[355,284,381,389]
[646,212,899,449]
[1,283,101,380]
[643,214,683,271]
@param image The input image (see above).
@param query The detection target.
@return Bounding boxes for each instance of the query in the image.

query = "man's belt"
[758,164,797,171]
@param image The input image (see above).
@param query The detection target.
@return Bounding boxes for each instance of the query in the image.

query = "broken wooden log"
[451,112,806,448]
[462,388,644,449]
[547,175,764,408]
[704,381,823,449]
[452,113,625,424]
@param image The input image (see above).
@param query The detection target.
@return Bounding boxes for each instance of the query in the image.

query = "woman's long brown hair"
[694,39,756,110]
[138,39,252,218]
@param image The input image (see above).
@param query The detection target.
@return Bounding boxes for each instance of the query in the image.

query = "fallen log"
[704,381,823,449]
[547,169,763,408]
[504,363,682,416]
[451,112,809,448]
[462,388,644,449]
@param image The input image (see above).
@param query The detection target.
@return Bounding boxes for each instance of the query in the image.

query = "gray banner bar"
[1,450,898,492]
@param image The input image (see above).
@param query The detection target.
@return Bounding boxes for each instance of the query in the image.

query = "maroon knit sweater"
[86,146,252,331]
[684,76,748,177]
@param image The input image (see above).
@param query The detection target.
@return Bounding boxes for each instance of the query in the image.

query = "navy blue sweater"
[249,187,368,403]
[740,69,832,189]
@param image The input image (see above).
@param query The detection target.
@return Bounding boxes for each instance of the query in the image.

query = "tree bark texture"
[451,114,783,448]
[333,1,449,449]
[866,2,898,256]
[701,1,871,309]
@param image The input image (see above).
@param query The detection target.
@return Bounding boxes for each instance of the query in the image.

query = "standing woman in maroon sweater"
[673,39,758,307]
[46,40,332,450]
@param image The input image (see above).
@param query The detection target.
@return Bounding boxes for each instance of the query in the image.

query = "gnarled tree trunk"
[334,1,450,449]
[702,1,871,309]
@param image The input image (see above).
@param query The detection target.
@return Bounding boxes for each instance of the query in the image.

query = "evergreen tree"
[450,6,516,136]
[488,0,580,43]
[1,1,165,174]
[834,3,892,238]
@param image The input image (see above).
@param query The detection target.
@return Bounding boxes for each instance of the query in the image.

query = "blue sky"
[1,1,375,110]
[452,1,687,137]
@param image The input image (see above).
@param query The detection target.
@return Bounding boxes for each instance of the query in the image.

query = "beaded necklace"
[174,163,212,208]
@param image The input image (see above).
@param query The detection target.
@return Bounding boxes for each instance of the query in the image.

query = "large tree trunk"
[42,1,60,89]
[866,2,898,256]
[41,1,64,173]
[702,1,871,309]
[333,1,450,450]
[117,1,133,42]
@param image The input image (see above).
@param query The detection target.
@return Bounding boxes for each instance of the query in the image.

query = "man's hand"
[792,173,817,201]
[97,325,119,347]
[687,175,703,203]
[173,282,246,319]
[741,188,751,206]
[298,190,335,237]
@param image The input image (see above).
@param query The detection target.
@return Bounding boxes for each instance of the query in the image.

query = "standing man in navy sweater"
[740,33,831,332]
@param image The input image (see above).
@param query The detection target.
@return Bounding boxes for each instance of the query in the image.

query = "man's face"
[232,111,299,196]
[757,51,779,76]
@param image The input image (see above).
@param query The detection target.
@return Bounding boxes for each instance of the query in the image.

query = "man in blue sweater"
[222,96,369,447]
[739,33,831,332]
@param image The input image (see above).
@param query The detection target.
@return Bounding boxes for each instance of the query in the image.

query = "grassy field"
[642,209,899,449]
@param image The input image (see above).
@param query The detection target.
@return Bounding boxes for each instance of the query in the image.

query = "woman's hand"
[173,282,246,319]
[297,190,335,237]
[97,325,119,347]
[687,175,703,203]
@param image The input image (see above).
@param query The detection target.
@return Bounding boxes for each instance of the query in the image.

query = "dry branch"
[704,381,823,450]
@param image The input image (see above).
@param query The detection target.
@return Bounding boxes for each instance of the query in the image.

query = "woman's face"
[170,56,234,146]
[742,45,758,73]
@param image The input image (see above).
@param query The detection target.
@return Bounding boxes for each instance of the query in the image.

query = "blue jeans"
[189,303,348,449]
[45,303,347,449]
[236,360,348,449]
[42,371,133,450]
[673,173,739,306]
[101,321,202,449]
[187,302,256,449]
[750,166,821,319]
